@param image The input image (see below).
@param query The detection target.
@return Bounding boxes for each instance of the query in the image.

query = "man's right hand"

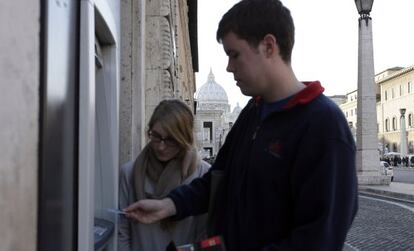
[123,198,177,224]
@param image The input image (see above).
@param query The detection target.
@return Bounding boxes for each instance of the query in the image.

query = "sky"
[195,0,414,110]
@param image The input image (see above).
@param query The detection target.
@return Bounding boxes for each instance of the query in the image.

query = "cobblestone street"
[345,195,414,250]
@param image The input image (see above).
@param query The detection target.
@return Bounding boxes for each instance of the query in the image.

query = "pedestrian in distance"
[118,99,210,251]
[124,0,358,250]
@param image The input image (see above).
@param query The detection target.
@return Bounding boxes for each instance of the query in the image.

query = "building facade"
[195,70,241,158]
[339,65,414,155]
[339,90,358,138]
[0,0,198,250]
[377,66,414,154]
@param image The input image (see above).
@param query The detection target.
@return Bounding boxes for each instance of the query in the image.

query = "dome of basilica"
[197,69,228,104]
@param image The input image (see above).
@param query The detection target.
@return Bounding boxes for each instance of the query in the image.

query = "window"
[392,117,397,131]
[392,143,397,152]
[392,88,395,99]
[384,90,387,101]
[385,118,390,132]
[351,109,353,116]
[400,85,403,96]
[408,82,411,94]
[346,111,348,117]
[409,113,413,128]
[203,121,213,142]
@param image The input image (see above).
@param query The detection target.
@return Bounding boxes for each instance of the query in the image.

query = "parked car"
[380,161,394,181]
[383,152,402,166]
[384,152,401,155]
[407,154,414,167]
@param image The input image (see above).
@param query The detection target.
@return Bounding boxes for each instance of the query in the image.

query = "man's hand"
[123,198,177,224]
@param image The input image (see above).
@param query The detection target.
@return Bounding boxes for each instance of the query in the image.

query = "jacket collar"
[253,81,324,110]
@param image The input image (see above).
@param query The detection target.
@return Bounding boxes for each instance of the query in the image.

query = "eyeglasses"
[148,130,178,147]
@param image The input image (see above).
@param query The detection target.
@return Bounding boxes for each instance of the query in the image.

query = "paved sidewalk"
[359,182,414,202]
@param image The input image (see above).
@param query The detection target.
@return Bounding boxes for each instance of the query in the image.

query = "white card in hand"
[105,208,127,215]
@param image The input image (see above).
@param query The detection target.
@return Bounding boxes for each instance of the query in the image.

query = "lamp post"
[354,0,390,184]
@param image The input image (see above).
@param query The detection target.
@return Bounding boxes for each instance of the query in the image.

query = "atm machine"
[38,0,120,250]
[93,32,118,251]
[79,1,120,250]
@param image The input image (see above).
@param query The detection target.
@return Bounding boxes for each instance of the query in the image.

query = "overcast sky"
[195,0,414,110]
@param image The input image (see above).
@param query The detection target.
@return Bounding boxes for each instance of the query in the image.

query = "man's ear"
[262,34,279,57]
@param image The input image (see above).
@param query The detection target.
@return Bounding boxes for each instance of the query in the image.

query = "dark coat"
[169,82,358,251]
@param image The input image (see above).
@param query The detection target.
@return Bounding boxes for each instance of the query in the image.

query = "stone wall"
[145,0,196,124]
[0,1,39,250]
[120,0,197,163]
[120,0,146,164]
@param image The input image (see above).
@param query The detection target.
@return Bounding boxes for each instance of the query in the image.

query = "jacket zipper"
[252,125,260,140]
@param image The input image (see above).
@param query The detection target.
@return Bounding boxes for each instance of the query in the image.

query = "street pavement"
[359,182,414,202]
[394,167,414,184]
[345,194,414,250]
[343,182,414,250]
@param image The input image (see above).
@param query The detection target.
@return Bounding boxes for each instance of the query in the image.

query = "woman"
[118,99,210,251]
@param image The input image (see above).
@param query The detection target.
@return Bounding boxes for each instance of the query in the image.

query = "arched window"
[385,118,390,132]
[392,117,397,131]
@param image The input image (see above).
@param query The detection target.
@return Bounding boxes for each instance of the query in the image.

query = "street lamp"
[354,0,374,15]
[354,0,374,25]
[354,0,389,184]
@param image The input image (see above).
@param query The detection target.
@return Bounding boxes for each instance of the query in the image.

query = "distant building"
[339,90,358,138]
[339,65,414,155]
[377,66,414,154]
[195,70,241,158]
[329,95,347,106]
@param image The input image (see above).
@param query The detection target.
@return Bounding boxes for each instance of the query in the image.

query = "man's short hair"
[216,0,295,62]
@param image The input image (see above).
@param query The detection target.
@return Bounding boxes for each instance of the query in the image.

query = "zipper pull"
[252,126,260,140]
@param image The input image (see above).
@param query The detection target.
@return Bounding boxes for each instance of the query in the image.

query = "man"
[125,0,358,250]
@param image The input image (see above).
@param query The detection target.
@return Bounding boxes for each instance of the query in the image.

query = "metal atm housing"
[78,1,120,250]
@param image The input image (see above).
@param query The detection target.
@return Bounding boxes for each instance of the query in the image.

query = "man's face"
[222,32,268,97]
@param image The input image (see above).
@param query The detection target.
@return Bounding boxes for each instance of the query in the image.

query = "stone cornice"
[377,65,414,85]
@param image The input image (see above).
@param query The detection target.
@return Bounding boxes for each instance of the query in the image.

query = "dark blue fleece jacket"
[168,81,358,251]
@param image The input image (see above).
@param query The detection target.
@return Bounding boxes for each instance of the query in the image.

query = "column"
[356,17,390,185]
[400,108,408,156]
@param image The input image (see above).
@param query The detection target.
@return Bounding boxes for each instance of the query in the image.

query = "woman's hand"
[123,198,177,224]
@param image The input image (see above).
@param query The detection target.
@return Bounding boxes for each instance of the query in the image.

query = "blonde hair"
[148,99,194,152]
